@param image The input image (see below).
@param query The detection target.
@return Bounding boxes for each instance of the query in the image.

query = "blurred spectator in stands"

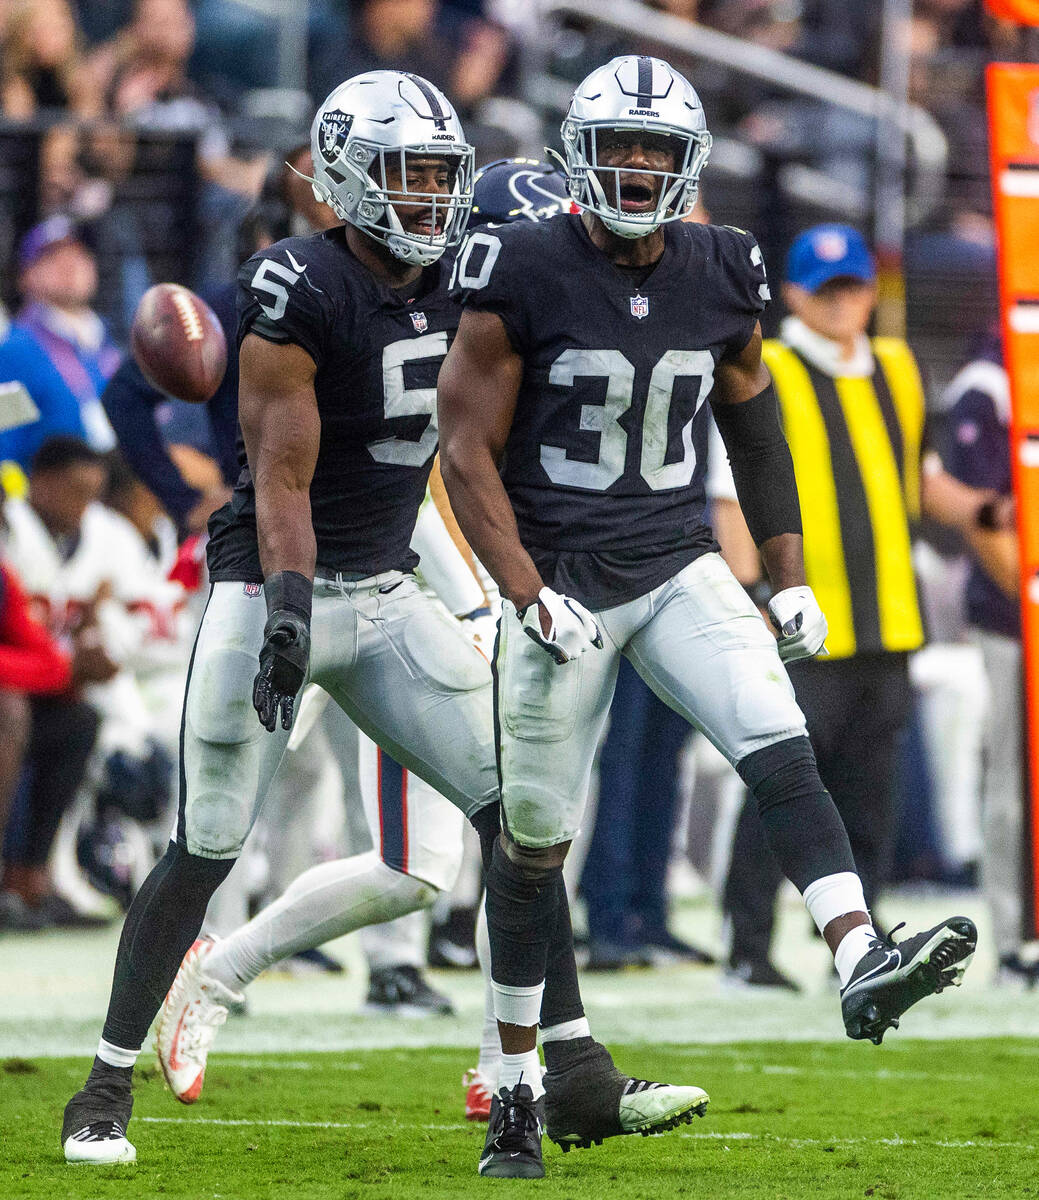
[339,0,513,118]
[0,0,101,119]
[715,226,1004,986]
[942,337,1036,985]
[90,0,270,200]
[0,494,71,915]
[0,217,120,479]
[100,146,334,536]
[0,442,120,930]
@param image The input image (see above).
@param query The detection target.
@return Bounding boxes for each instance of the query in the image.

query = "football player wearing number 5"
[439,54,978,1179]
[60,70,498,1166]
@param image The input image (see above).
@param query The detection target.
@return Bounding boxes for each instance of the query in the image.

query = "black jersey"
[207,225,458,583]
[451,213,770,609]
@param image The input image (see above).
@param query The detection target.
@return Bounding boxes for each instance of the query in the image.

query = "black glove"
[252,571,312,732]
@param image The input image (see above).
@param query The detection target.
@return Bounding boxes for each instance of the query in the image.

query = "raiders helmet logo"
[318,109,353,164]
[630,293,649,319]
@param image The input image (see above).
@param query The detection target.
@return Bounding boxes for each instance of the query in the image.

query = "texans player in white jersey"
[440,55,978,1178]
[60,77,701,1169]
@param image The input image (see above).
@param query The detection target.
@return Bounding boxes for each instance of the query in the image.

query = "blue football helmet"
[469,157,571,228]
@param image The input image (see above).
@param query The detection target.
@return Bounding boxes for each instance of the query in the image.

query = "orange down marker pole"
[987,64,1039,936]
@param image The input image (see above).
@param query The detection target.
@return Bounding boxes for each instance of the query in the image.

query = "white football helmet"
[561,55,712,239]
[307,71,475,266]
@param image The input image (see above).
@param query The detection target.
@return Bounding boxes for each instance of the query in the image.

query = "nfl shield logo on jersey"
[243,582,261,597]
[410,311,429,333]
[630,293,649,320]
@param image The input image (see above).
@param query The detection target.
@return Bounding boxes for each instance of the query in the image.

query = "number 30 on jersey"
[452,232,715,494]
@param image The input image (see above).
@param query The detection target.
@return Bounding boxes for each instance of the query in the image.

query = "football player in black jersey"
[59,74,698,1171]
[440,55,977,1178]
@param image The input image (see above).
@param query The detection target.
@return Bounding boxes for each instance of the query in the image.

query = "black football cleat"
[62,1061,136,1164]
[363,965,454,1017]
[841,916,977,1045]
[544,1038,708,1152]
[478,1083,545,1178]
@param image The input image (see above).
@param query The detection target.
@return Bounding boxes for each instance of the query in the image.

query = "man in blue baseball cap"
[713,222,1005,989]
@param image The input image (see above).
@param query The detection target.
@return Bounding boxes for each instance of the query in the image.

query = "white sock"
[96,1038,139,1069]
[498,1050,545,1100]
[540,1017,591,1044]
[802,871,871,936]
[475,898,501,1084]
[204,851,433,991]
[834,925,879,986]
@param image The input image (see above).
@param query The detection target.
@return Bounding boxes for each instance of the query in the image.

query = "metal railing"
[538,0,948,232]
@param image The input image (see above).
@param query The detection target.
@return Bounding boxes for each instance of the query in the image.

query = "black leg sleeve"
[737,736,856,894]
[469,800,585,1027]
[100,841,234,1050]
[540,873,586,1028]
[483,837,560,994]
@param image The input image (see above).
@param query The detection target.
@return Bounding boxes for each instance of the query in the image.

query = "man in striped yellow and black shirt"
[712,225,1000,987]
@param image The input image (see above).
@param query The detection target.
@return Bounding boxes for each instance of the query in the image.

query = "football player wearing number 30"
[439,54,978,1179]
[59,71,699,1172]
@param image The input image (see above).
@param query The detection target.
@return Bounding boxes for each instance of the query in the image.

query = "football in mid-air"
[131,283,227,404]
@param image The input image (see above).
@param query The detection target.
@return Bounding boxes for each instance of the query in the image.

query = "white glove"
[460,607,498,662]
[767,586,828,663]
[519,587,603,664]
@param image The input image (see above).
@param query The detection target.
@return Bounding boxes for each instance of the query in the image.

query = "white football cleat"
[155,938,243,1103]
[64,1121,137,1164]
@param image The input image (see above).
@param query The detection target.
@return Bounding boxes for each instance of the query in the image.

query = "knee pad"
[736,736,855,891]
[187,647,262,746]
[737,735,821,816]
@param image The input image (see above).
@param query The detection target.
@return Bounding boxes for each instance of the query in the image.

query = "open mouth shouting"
[618,179,657,213]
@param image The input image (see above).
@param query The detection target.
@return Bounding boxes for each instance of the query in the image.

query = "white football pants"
[178,572,497,860]
[495,551,807,848]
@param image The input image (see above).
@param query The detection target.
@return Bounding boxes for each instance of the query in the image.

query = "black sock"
[540,873,586,1029]
[483,836,560,992]
[737,736,856,893]
[100,841,234,1051]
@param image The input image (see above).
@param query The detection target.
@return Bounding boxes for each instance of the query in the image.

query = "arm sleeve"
[714,225,771,356]
[0,564,71,693]
[237,244,336,367]
[449,227,529,352]
[101,357,202,524]
[709,381,802,546]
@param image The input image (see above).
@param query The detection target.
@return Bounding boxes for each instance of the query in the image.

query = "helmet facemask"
[315,141,474,267]
[563,119,711,239]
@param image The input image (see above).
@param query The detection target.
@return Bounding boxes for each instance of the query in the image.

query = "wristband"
[264,570,313,622]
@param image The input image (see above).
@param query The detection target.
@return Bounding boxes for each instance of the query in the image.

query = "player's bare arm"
[712,322,826,660]
[238,333,320,730]
[439,310,603,662]
[437,308,540,609]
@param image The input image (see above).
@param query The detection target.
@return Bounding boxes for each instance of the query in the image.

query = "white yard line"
[135,1117,1037,1152]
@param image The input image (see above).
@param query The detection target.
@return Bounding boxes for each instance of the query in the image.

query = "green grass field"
[5,1040,1037,1200]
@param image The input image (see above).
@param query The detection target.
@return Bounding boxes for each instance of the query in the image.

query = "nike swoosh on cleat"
[285,251,307,273]
[847,949,901,991]
[167,1007,190,1072]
